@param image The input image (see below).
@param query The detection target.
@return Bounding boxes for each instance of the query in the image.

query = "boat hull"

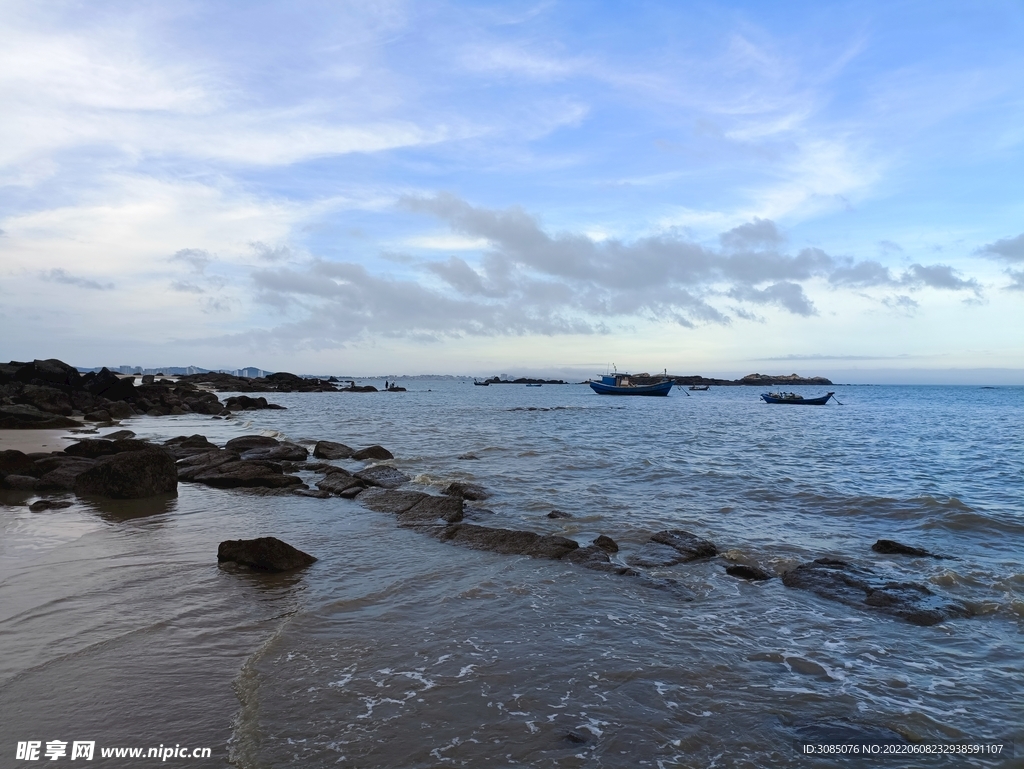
[590,379,674,396]
[760,391,835,405]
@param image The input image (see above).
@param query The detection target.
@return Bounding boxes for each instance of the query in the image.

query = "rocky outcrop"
[360,488,465,525]
[185,459,304,489]
[225,436,279,452]
[781,558,970,626]
[73,449,178,498]
[628,530,717,567]
[726,564,773,581]
[179,371,337,393]
[315,469,366,497]
[313,440,354,459]
[0,404,79,429]
[217,537,317,571]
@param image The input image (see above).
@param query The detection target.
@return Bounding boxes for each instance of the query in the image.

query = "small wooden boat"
[473,380,489,386]
[760,391,836,405]
[689,385,710,391]
[589,373,673,396]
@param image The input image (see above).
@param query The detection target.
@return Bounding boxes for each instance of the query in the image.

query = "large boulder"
[64,439,120,459]
[224,395,286,411]
[313,440,354,459]
[316,470,365,496]
[239,442,308,462]
[14,384,74,415]
[189,460,304,489]
[781,558,970,626]
[37,457,97,490]
[225,435,279,452]
[217,537,316,572]
[871,539,943,559]
[12,359,82,388]
[442,481,490,501]
[73,449,178,498]
[82,368,136,401]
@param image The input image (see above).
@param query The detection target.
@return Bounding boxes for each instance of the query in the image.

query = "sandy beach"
[0,427,87,454]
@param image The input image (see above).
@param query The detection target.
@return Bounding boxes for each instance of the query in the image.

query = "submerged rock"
[442,481,490,501]
[547,510,572,519]
[217,536,317,572]
[781,558,969,626]
[651,529,718,560]
[190,460,304,489]
[726,564,773,581]
[29,498,74,511]
[435,523,579,560]
[359,488,464,524]
[871,539,944,559]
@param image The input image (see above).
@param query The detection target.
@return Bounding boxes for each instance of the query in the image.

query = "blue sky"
[1,0,1022,382]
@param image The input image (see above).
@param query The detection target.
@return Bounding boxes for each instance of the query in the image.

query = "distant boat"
[525,383,542,387]
[589,373,673,396]
[760,391,836,405]
[689,385,710,391]
[473,380,489,386]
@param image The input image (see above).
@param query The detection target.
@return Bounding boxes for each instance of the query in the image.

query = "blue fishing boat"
[760,391,836,405]
[589,373,674,396]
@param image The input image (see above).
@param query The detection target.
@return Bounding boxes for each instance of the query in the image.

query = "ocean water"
[1,382,1022,768]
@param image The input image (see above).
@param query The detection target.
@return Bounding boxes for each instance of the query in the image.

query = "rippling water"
[2,382,1022,767]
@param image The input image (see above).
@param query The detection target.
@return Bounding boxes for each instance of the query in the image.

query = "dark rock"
[563,732,588,745]
[400,494,464,525]
[781,558,970,626]
[217,536,317,572]
[84,368,136,401]
[190,460,304,489]
[176,450,241,480]
[74,450,178,499]
[84,410,112,422]
[0,449,36,477]
[627,542,690,568]
[29,499,74,511]
[547,510,572,519]
[162,434,219,459]
[651,529,718,560]
[37,458,97,490]
[3,474,39,490]
[103,430,136,440]
[457,453,479,460]
[442,481,490,501]
[293,488,330,499]
[107,401,134,420]
[436,524,579,560]
[316,473,365,496]
[0,404,80,429]
[239,442,309,462]
[726,564,773,581]
[313,440,354,459]
[561,544,635,574]
[352,445,393,461]
[225,435,279,452]
[594,534,618,553]
[354,464,410,489]
[871,539,943,559]
[13,359,82,388]
[224,395,286,411]
[14,384,73,415]
[64,439,119,458]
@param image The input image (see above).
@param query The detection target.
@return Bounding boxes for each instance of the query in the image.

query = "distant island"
[627,372,834,387]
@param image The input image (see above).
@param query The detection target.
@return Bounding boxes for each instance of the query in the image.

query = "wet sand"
[0,427,85,454]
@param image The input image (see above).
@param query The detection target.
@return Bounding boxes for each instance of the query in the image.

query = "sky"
[1,0,1023,383]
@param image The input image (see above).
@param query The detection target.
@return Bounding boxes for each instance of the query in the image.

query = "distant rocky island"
[627,372,834,387]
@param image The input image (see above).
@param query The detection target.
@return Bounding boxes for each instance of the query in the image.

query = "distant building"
[235,367,265,378]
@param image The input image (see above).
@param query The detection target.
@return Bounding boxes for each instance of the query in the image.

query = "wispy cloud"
[40,268,113,290]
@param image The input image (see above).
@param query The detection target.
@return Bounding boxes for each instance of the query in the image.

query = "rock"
[107,401,135,420]
[12,359,82,388]
[726,564,773,581]
[162,434,220,459]
[457,453,479,460]
[435,524,579,560]
[561,544,634,574]
[64,439,119,458]
[83,368,136,401]
[224,395,286,411]
[74,450,178,498]
[3,474,39,490]
[29,499,74,511]
[104,430,136,440]
[594,534,618,553]
[354,465,410,489]
[217,537,317,572]
[239,442,308,462]
[0,404,79,429]
[352,445,393,461]
[293,488,330,499]
[442,481,490,501]
[84,410,112,422]
[627,542,690,568]
[37,458,97,490]
[871,539,943,559]
[0,449,37,477]
[651,529,718,560]
[313,440,354,459]
[14,384,73,415]
[316,473,365,496]
[547,510,572,519]
[781,558,970,626]
[225,435,280,452]
[175,450,241,480]
[190,460,304,489]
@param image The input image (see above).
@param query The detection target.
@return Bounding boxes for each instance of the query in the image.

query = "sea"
[1,381,1022,768]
